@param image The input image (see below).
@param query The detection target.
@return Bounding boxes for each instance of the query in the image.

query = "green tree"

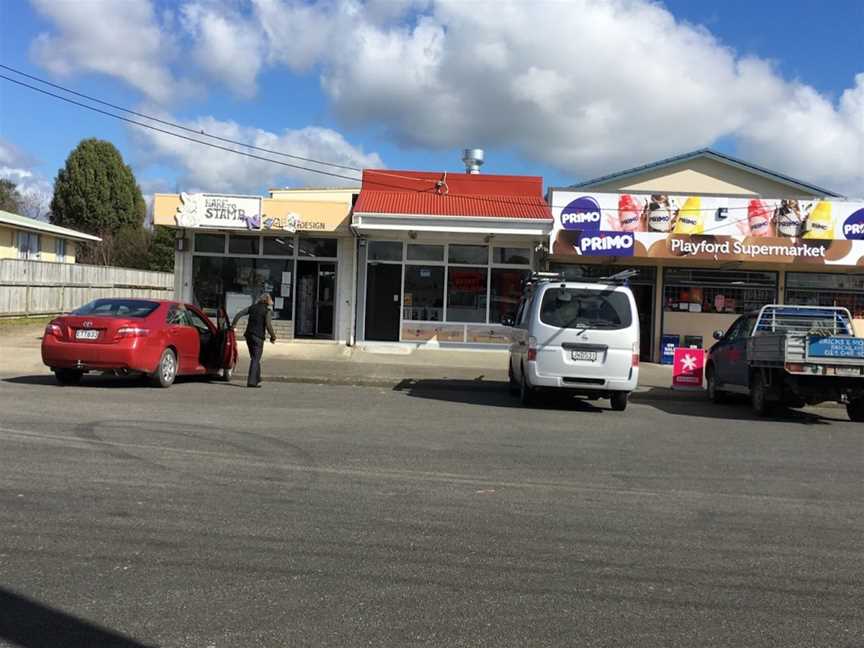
[0,178,25,214]
[147,225,176,272]
[50,138,147,265]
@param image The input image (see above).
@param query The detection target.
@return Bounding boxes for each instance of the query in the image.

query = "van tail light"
[45,323,64,340]
[632,341,640,367]
[527,336,538,361]
[115,327,149,340]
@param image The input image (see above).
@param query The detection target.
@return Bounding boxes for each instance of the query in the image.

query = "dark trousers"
[245,335,264,386]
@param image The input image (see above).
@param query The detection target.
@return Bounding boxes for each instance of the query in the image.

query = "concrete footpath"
[0,323,699,402]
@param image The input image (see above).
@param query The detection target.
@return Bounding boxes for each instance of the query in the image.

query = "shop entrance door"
[295,261,335,339]
[365,263,401,342]
[630,284,654,361]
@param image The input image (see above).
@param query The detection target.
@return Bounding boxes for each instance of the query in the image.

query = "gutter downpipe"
[348,223,360,347]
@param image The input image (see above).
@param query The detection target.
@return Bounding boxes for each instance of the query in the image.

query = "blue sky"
[0,0,862,214]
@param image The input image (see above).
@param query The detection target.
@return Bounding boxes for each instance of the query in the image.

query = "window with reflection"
[447,267,488,322]
[403,266,445,321]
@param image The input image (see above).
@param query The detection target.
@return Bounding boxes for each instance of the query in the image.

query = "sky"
[0,0,862,217]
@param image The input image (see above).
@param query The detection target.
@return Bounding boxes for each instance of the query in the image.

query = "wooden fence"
[0,259,175,317]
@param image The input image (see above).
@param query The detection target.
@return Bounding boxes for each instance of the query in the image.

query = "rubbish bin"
[661,334,679,365]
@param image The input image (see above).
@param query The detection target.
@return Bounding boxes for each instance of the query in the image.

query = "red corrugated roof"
[354,169,552,220]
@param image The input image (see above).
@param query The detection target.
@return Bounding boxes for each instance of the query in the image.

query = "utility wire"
[0,73,364,183]
[0,63,363,173]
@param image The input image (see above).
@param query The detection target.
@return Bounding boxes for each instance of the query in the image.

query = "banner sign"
[550,192,864,266]
[807,336,864,359]
[175,193,265,230]
[672,347,705,390]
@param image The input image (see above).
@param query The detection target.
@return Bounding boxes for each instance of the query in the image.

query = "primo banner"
[550,191,864,266]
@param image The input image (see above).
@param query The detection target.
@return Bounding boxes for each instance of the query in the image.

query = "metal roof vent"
[462,148,484,174]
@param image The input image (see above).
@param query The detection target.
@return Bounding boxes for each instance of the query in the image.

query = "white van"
[503,273,640,410]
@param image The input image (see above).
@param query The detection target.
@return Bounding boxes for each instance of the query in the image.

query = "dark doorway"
[296,261,336,339]
[631,284,654,361]
[365,263,402,341]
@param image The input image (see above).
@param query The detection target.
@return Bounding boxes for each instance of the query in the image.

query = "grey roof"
[559,148,843,198]
[0,210,102,242]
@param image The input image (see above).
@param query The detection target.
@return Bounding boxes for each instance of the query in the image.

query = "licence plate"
[75,329,99,340]
[835,367,861,377]
[571,350,597,362]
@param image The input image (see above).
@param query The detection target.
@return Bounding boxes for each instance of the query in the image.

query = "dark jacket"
[232,302,276,340]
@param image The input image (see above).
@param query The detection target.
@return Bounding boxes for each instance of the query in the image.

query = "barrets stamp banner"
[550,191,864,266]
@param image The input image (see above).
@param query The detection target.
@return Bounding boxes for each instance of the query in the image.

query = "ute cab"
[503,271,640,410]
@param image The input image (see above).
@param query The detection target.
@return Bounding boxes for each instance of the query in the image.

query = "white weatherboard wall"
[0,259,174,316]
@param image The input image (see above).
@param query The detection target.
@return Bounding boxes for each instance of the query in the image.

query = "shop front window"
[493,247,531,265]
[228,235,260,256]
[192,256,293,321]
[786,272,864,319]
[448,244,488,265]
[367,240,402,261]
[298,237,337,258]
[403,266,444,321]
[262,236,294,256]
[663,268,777,314]
[407,244,444,262]
[490,268,530,324]
[447,266,488,322]
[194,233,225,253]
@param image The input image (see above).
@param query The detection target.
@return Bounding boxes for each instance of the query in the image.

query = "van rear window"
[540,288,632,330]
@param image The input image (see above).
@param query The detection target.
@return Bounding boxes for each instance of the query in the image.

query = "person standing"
[231,293,277,388]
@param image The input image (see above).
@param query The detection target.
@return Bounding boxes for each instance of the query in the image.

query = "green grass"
[0,315,53,332]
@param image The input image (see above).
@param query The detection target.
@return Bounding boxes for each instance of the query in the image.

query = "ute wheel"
[610,391,628,411]
[54,369,82,386]
[151,349,177,388]
[508,362,519,396]
[847,399,864,422]
[520,366,536,407]
[706,366,725,404]
[750,372,772,417]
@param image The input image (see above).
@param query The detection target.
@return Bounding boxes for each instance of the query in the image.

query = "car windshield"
[540,288,632,330]
[71,299,160,318]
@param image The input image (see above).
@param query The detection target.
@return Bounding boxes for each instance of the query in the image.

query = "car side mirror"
[501,315,515,327]
[713,329,724,340]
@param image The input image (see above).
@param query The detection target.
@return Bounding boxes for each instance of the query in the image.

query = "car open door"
[217,308,239,375]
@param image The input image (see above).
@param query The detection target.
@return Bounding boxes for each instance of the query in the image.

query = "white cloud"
[131,114,382,193]
[0,138,53,218]
[253,0,862,195]
[180,2,265,98]
[29,0,181,104]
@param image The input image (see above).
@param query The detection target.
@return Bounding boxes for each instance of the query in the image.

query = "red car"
[42,298,238,387]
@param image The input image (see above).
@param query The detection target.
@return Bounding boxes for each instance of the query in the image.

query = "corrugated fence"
[0,260,175,317]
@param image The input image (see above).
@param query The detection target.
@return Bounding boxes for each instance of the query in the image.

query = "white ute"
[503,271,640,411]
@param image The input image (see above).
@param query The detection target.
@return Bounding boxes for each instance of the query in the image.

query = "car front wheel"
[847,398,864,422]
[152,349,177,388]
[706,366,725,404]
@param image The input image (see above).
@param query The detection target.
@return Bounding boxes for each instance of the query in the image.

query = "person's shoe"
[247,383,262,388]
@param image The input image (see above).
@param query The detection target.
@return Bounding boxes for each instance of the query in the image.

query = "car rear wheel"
[847,398,864,422]
[750,372,771,417]
[706,366,725,404]
[508,362,519,396]
[610,391,628,411]
[152,349,177,388]
[54,369,82,386]
[520,367,536,407]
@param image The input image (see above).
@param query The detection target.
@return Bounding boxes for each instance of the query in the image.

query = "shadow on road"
[394,379,850,424]
[2,374,211,389]
[0,587,155,648]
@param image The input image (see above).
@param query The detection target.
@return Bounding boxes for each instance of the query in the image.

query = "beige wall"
[0,226,15,259]
[662,311,739,352]
[582,157,826,198]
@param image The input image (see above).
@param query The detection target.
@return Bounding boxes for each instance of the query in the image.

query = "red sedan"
[42,298,238,387]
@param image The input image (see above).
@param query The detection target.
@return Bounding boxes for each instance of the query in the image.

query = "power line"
[0,63,364,173]
[0,73,364,184]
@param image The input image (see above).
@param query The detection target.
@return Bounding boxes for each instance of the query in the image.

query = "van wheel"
[508,362,519,396]
[151,349,177,388]
[706,366,725,404]
[847,399,864,422]
[610,392,628,411]
[55,369,82,386]
[520,368,536,407]
[750,372,771,417]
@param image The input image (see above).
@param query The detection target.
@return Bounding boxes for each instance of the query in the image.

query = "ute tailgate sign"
[807,336,864,359]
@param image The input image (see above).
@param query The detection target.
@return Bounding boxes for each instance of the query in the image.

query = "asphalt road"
[0,374,861,648]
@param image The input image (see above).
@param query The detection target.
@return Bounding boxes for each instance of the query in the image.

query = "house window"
[55,238,66,260]
[16,231,40,259]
